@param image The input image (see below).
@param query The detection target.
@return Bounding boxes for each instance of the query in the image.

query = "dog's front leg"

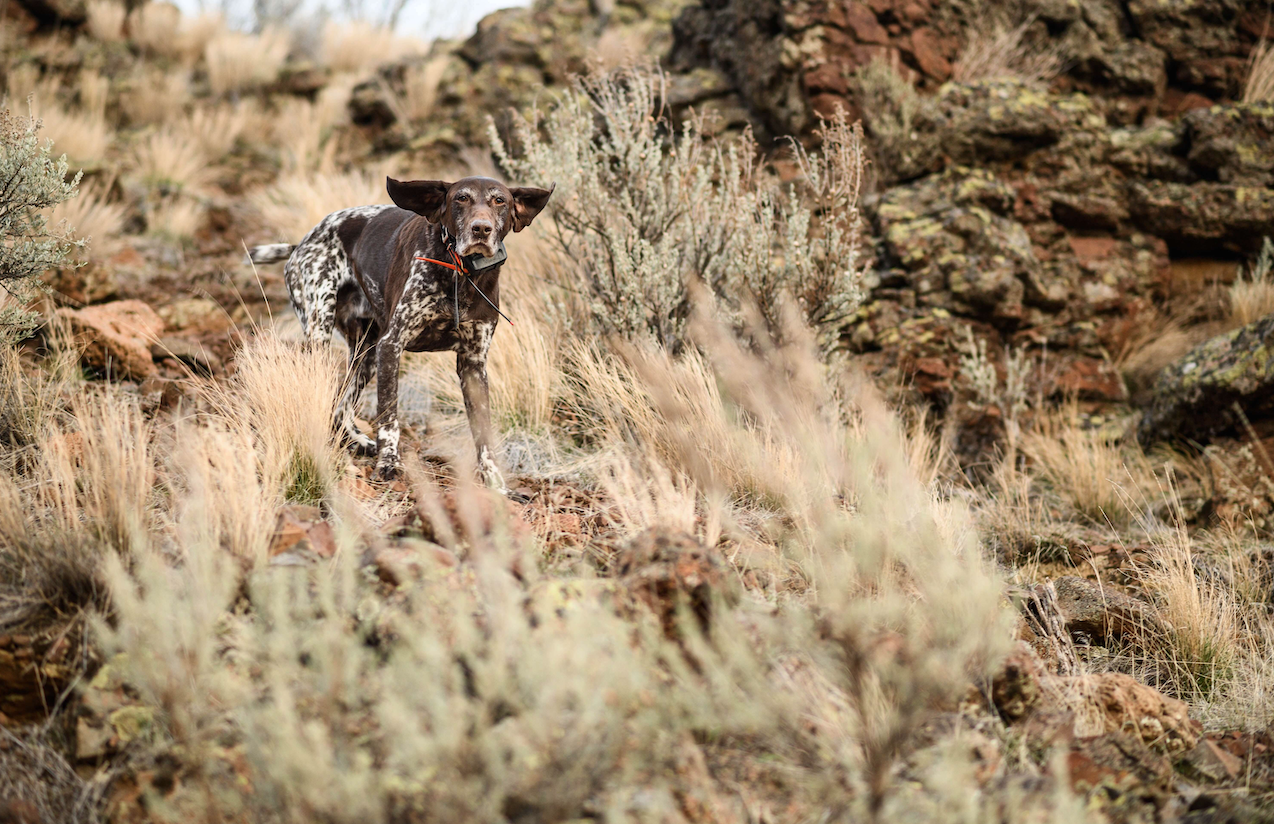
[372,332,405,481]
[457,349,507,494]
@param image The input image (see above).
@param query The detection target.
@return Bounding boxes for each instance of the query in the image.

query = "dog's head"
[387,176,554,259]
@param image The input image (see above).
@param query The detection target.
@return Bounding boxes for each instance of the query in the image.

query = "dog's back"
[269,204,399,339]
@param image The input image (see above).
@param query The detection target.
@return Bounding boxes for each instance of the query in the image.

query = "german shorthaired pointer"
[248,176,553,490]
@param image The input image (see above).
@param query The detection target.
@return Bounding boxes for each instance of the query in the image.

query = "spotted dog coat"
[248,176,553,489]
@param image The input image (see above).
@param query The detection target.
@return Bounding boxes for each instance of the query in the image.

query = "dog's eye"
[493,195,506,205]
[455,193,469,203]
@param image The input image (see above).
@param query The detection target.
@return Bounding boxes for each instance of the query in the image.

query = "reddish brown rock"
[1068,672,1200,757]
[268,505,336,561]
[1160,89,1213,116]
[1068,236,1119,263]
[55,300,164,380]
[842,3,889,45]
[1051,358,1127,403]
[905,28,951,81]
[803,63,849,96]
[1184,738,1243,783]
[156,298,231,333]
[909,356,952,397]
[416,487,536,554]
[1066,732,1173,808]
[0,799,42,824]
[952,403,1007,480]
[991,641,1049,723]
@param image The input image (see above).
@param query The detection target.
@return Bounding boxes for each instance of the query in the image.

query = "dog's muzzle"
[463,242,507,272]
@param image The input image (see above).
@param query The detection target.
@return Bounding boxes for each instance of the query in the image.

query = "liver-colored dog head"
[386,176,554,259]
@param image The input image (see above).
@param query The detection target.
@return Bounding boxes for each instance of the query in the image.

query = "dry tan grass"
[176,12,225,67]
[146,195,203,241]
[383,57,448,124]
[72,314,1012,820]
[129,127,213,195]
[250,168,390,240]
[127,1,182,58]
[1229,238,1274,327]
[0,339,76,450]
[205,27,290,96]
[85,0,127,42]
[975,451,1059,563]
[76,70,109,119]
[120,68,191,126]
[1022,408,1158,526]
[169,420,277,565]
[209,335,344,505]
[184,101,253,160]
[38,391,154,552]
[1118,313,1208,397]
[900,407,953,491]
[270,86,352,173]
[1139,514,1242,704]
[47,178,127,255]
[24,91,111,169]
[1244,39,1274,103]
[319,20,423,74]
[952,14,1062,87]
[4,64,40,101]
[558,325,826,510]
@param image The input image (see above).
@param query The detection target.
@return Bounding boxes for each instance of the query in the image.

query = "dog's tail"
[245,243,296,265]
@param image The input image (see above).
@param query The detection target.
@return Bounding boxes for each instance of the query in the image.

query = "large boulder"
[54,299,164,380]
[1067,671,1199,757]
[1138,314,1274,447]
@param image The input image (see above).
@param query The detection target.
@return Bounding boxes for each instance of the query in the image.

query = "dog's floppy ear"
[510,183,555,232]
[387,177,451,223]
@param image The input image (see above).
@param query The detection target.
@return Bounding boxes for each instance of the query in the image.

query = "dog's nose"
[471,220,493,238]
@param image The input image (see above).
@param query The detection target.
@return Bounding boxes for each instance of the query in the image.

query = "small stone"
[372,540,457,586]
[1183,738,1243,783]
[151,336,223,376]
[1050,576,1166,644]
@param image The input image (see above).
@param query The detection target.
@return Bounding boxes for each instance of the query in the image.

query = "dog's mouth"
[455,239,497,259]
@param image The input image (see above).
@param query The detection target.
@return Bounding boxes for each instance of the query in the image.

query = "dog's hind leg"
[335,318,379,457]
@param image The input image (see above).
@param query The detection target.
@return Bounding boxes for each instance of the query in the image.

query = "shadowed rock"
[1137,314,1274,448]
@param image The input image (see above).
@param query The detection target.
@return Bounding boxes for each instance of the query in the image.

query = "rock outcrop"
[1138,314,1274,447]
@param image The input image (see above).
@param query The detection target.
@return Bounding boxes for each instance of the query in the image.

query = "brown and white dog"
[248,176,553,490]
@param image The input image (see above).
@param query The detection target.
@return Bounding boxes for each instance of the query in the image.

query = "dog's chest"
[398,289,497,353]
[394,259,501,347]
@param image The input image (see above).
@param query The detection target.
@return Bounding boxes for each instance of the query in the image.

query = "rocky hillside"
[348,0,1274,482]
[2,0,1274,822]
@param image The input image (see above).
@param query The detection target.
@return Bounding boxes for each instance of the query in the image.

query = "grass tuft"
[1229,237,1274,327]
[1244,38,1274,104]
[205,27,290,96]
[952,13,1062,87]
